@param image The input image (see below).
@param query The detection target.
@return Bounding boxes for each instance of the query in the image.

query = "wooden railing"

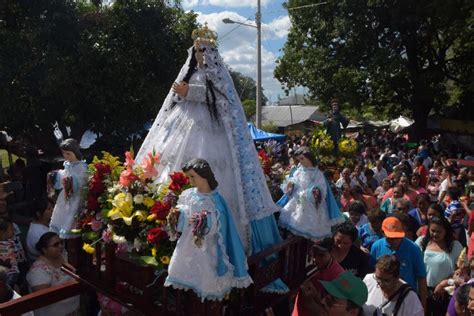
[0,279,84,316]
[0,235,313,315]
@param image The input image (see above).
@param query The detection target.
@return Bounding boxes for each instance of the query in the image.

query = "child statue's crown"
[192,22,217,46]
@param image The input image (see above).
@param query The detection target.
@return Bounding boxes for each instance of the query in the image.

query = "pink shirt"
[292,259,345,316]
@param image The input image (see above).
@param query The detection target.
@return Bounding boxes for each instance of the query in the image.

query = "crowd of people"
[0,127,472,315]
[256,128,473,316]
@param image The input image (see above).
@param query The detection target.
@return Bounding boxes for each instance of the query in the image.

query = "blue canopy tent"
[247,123,286,142]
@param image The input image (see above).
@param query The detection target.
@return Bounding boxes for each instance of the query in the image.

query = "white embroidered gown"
[164,189,252,301]
[279,166,341,241]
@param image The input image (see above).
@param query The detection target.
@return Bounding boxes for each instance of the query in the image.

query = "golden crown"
[191,22,217,46]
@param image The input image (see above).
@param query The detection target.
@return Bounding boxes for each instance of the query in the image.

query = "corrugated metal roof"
[262,106,326,127]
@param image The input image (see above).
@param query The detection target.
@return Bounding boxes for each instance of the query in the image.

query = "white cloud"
[181,0,199,10]
[196,11,291,102]
[263,15,290,39]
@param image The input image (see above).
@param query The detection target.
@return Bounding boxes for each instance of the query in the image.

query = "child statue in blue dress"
[278,147,344,241]
[49,138,88,239]
[164,158,252,301]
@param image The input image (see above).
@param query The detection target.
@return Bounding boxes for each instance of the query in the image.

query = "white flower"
[145,183,157,193]
[112,234,127,244]
[133,238,143,251]
[108,184,121,194]
[133,194,144,204]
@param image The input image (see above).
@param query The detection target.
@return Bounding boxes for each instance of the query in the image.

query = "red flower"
[150,201,171,220]
[169,172,189,191]
[146,226,168,245]
[94,163,111,177]
[87,195,100,210]
[90,174,105,194]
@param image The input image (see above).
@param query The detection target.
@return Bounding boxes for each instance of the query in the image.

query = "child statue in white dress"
[279,147,344,241]
[49,139,88,239]
[164,158,252,301]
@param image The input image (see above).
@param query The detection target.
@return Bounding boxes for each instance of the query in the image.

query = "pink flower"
[91,218,103,231]
[102,229,113,243]
[119,168,139,187]
[124,151,135,168]
[141,152,160,179]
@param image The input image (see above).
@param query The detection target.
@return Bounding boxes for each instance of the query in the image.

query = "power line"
[219,16,253,42]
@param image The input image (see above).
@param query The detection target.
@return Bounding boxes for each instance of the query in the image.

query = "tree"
[241,99,256,120]
[276,0,473,136]
[0,0,198,155]
[229,69,268,106]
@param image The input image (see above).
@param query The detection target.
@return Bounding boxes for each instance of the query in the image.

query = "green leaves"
[0,1,198,154]
[275,0,473,130]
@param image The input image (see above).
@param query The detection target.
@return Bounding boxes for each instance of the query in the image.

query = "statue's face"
[194,45,204,67]
[61,150,77,162]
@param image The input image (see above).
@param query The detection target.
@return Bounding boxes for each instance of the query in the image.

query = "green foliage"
[277,0,474,134]
[241,99,256,121]
[261,121,278,133]
[0,1,198,154]
[229,69,268,105]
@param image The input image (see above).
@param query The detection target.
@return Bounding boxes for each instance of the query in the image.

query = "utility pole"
[256,0,262,128]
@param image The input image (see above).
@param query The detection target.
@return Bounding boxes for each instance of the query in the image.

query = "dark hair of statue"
[293,146,317,167]
[182,158,218,190]
[181,47,219,122]
[60,138,83,160]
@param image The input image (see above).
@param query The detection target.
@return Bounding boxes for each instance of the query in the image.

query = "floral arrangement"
[75,151,191,270]
[311,128,334,155]
[257,140,286,201]
[338,137,358,157]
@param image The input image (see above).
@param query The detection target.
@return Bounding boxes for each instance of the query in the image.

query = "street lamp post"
[223,0,263,128]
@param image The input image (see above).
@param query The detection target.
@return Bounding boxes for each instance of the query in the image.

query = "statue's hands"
[173,81,189,97]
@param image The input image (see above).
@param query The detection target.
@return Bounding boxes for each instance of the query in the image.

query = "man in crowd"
[364,255,424,315]
[292,238,344,316]
[370,217,427,310]
[299,271,368,316]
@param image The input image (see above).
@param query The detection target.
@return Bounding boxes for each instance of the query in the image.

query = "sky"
[181,0,294,104]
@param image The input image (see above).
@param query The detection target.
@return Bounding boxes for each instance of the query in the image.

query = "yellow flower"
[155,219,165,225]
[82,243,95,254]
[160,256,170,265]
[108,192,134,224]
[151,247,157,257]
[147,214,156,221]
[143,196,155,208]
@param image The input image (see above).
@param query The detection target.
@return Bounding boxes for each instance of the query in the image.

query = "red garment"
[383,188,417,206]
[415,165,428,187]
[291,259,345,316]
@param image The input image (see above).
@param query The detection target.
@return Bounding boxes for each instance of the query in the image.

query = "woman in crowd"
[359,208,386,253]
[26,232,80,316]
[339,182,355,212]
[410,173,427,195]
[380,185,404,213]
[416,203,445,237]
[415,217,463,315]
[26,198,53,262]
[343,201,368,230]
[374,178,391,205]
[330,222,369,278]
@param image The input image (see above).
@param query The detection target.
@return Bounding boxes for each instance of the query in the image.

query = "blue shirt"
[408,208,425,226]
[370,238,427,291]
[358,223,383,251]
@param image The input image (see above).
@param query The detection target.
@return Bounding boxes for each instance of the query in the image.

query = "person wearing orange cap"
[369,216,427,311]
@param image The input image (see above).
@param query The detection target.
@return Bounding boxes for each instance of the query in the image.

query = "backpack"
[374,283,414,316]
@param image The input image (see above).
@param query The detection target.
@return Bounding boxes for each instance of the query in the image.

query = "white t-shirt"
[363,273,424,316]
[26,223,49,262]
